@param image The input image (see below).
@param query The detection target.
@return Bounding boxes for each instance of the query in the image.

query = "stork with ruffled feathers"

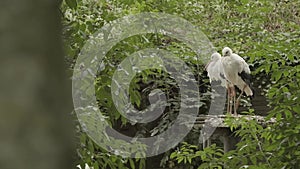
[206,52,226,86]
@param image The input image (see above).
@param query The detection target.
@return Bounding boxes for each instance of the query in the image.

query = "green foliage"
[172,109,299,168]
[65,0,77,9]
[61,0,300,168]
[170,142,224,169]
[166,0,300,168]
[76,128,146,169]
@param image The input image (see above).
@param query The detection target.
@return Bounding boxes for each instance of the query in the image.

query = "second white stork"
[206,52,233,114]
[221,47,253,115]
[206,52,226,87]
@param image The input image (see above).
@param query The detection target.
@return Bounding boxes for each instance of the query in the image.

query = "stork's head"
[222,47,232,57]
[205,52,221,70]
[211,52,221,61]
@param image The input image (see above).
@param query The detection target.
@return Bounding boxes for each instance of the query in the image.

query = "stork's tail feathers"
[243,84,255,101]
[244,85,253,97]
[238,71,255,98]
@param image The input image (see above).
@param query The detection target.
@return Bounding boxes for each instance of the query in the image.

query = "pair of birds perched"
[206,47,253,115]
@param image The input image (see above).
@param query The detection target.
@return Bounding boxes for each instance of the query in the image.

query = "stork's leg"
[229,94,233,115]
[228,86,235,115]
[229,87,234,115]
[226,84,232,114]
[233,94,237,116]
[227,87,231,114]
[235,85,246,112]
[232,87,237,116]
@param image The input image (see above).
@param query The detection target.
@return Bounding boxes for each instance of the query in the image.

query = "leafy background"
[60,0,300,168]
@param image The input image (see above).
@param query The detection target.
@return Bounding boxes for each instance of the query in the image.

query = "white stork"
[221,47,253,115]
[206,52,226,86]
[206,52,233,114]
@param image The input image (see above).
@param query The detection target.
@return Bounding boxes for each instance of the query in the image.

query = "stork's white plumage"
[206,52,232,114]
[221,47,253,96]
[206,52,226,87]
[221,47,253,115]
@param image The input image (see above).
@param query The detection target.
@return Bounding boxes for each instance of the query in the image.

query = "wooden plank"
[190,114,275,128]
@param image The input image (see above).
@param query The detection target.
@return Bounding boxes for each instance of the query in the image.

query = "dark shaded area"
[0,0,74,169]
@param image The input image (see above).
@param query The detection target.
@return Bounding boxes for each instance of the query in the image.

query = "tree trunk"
[0,0,74,169]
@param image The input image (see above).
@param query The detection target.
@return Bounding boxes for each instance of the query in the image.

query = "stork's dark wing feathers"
[238,71,251,86]
[238,71,255,98]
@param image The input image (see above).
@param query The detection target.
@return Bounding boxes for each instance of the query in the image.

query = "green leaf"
[187,157,192,164]
[170,152,177,159]
[265,64,271,73]
[65,0,77,9]
[293,106,300,114]
[282,87,289,92]
[177,156,184,163]
[93,162,99,169]
[273,71,282,81]
[80,134,87,144]
[250,156,257,165]
[87,140,94,154]
[276,112,282,121]
[129,159,135,169]
[284,110,292,119]
[139,160,145,169]
[287,54,294,62]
